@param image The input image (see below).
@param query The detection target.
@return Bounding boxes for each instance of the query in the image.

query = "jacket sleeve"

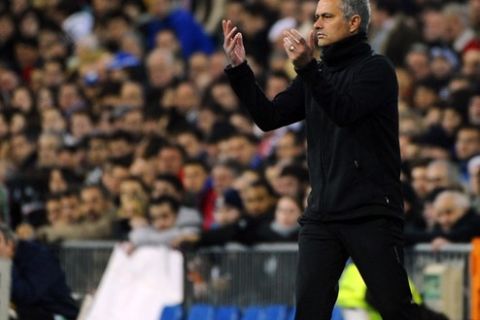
[225,62,305,132]
[296,57,397,127]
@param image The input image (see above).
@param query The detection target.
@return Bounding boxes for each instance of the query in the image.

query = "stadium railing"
[57,241,472,318]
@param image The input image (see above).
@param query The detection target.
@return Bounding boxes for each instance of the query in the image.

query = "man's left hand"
[283,29,315,69]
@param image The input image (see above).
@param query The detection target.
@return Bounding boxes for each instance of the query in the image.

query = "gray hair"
[0,224,16,245]
[340,0,371,33]
[434,190,470,211]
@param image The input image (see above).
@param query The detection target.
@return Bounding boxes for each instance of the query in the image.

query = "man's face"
[61,195,81,222]
[46,199,62,224]
[241,186,274,216]
[426,164,449,192]
[434,195,466,231]
[275,197,301,228]
[455,129,480,161]
[149,203,176,230]
[81,188,107,219]
[313,0,357,47]
[411,167,429,199]
[183,165,208,193]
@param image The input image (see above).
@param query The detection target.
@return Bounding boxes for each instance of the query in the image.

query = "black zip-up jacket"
[225,32,403,221]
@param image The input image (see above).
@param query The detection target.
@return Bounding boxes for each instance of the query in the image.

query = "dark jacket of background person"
[11,240,78,320]
[198,210,275,247]
[405,209,480,245]
[226,32,402,222]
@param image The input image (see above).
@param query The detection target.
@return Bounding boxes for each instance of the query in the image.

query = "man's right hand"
[222,19,246,67]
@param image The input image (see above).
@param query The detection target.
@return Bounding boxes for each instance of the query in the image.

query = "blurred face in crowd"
[434,193,468,231]
[147,49,176,88]
[241,185,276,217]
[455,128,480,160]
[422,9,445,43]
[176,132,202,159]
[276,132,302,162]
[120,82,144,109]
[38,133,60,167]
[147,0,172,17]
[81,187,108,219]
[462,49,480,76]
[42,108,66,134]
[87,138,108,166]
[46,198,62,225]
[157,146,183,175]
[149,203,177,231]
[227,136,257,166]
[0,14,14,42]
[275,196,301,228]
[151,179,181,200]
[211,83,238,112]
[119,179,147,202]
[212,165,236,194]
[43,61,64,88]
[49,169,68,194]
[120,110,143,136]
[9,113,26,134]
[58,84,82,111]
[37,88,54,111]
[183,163,208,193]
[441,108,462,135]
[109,138,133,159]
[469,96,480,125]
[411,166,429,199]
[406,51,431,81]
[178,82,201,113]
[71,113,93,140]
[11,87,33,113]
[155,29,180,53]
[312,0,361,47]
[277,175,303,198]
[426,162,451,192]
[120,198,144,218]
[61,194,81,223]
[10,134,34,163]
[102,165,130,196]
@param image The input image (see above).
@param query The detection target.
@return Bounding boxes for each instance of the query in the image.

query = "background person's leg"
[339,217,420,320]
[295,223,349,320]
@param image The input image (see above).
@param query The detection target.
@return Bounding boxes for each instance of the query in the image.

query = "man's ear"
[349,15,361,33]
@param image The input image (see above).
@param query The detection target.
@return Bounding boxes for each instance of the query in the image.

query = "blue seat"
[331,307,344,320]
[215,306,241,320]
[160,304,183,320]
[188,304,215,320]
[287,307,295,320]
[242,306,263,320]
[264,305,288,320]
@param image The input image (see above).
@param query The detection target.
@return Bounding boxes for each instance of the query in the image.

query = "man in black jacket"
[222,0,419,319]
[0,224,78,320]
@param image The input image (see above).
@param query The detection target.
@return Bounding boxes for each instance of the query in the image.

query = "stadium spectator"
[256,195,301,242]
[128,195,199,248]
[0,224,79,319]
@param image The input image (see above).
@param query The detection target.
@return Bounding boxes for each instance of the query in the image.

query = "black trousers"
[295,216,420,320]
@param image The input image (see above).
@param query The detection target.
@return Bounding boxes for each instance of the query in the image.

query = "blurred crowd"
[0,0,479,251]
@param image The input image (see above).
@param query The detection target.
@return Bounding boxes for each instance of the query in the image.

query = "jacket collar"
[321,31,372,70]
